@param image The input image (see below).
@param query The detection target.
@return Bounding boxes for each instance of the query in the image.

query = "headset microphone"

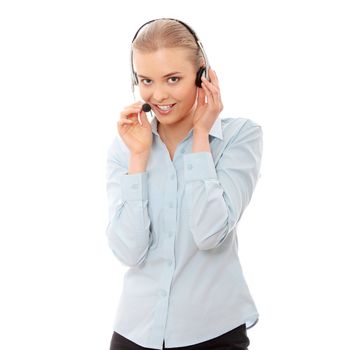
[142,103,152,113]
[137,103,152,126]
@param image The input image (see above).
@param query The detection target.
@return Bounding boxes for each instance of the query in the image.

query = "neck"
[157,105,196,147]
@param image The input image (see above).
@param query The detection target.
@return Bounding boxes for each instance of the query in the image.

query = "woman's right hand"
[117,101,153,155]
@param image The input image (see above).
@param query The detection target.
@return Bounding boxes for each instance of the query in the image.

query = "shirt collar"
[150,115,223,140]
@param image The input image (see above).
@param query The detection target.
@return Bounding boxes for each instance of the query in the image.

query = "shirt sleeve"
[183,119,263,250]
[105,138,152,267]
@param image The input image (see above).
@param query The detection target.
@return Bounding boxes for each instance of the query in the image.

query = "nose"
[151,84,169,103]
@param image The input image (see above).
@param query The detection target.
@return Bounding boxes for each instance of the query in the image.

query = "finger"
[201,77,215,97]
[201,80,214,104]
[117,119,135,133]
[118,119,135,126]
[120,106,143,119]
[202,75,219,93]
[202,78,223,110]
[206,68,216,86]
[202,76,221,104]
[139,110,150,127]
[207,68,219,89]
[209,68,219,87]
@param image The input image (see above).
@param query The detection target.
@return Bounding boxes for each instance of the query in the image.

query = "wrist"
[128,152,149,174]
[130,150,150,159]
[192,129,210,153]
[193,128,209,136]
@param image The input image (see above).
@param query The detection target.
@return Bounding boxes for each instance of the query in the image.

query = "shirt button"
[169,202,173,208]
[171,174,175,180]
[181,149,185,154]
[167,260,172,266]
[159,290,167,297]
[131,184,139,189]
[168,231,173,238]
[187,164,193,170]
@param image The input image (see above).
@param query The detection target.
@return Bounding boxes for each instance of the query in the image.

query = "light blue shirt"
[105,115,263,349]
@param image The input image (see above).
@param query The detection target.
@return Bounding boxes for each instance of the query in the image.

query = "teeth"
[157,104,173,111]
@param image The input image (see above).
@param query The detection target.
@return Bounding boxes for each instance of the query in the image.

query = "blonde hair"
[132,19,204,70]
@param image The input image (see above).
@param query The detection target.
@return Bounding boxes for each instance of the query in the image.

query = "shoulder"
[219,116,262,143]
[220,116,262,130]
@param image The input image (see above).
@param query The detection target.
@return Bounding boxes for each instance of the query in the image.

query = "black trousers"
[109,323,250,350]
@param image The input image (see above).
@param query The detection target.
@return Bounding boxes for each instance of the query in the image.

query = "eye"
[168,77,180,84]
[140,79,152,86]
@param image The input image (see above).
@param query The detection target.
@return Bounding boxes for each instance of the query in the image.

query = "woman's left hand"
[192,67,224,133]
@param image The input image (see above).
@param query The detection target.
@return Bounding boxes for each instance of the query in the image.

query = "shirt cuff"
[184,152,218,182]
[121,172,148,201]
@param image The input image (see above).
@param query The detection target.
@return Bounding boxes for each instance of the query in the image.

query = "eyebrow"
[137,71,182,79]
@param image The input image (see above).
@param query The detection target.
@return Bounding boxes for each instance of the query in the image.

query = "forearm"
[106,167,151,267]
[107,199,151,267]
[192,129,210,153]
[185,122,263,251]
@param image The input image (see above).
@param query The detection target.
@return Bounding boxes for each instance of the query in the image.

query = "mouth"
[152,103,176,115]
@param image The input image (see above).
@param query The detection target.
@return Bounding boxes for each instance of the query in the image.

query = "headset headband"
[132,18,198,43]
[130,18,210,96]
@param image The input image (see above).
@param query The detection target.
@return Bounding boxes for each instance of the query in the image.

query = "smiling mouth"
[155,104,176,111]
[152,103,177,115]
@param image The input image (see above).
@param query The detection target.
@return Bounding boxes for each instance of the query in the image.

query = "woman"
[106,18,263,350]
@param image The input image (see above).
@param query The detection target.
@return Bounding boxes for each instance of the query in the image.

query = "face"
[133,47,199,124]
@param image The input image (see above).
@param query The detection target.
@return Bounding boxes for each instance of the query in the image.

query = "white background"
[1,0,349,349]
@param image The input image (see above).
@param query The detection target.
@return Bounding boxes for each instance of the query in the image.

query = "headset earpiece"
[195,66,206,87]
[133,71,139,86]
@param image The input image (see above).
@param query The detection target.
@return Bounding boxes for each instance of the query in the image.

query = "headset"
[130,18,210,97]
